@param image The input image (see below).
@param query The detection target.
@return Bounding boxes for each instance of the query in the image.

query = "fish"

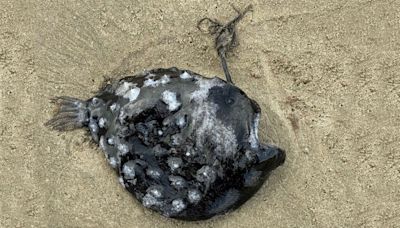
[46,5,285,221]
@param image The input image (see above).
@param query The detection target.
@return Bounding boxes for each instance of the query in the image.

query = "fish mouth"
[255,144,286,171]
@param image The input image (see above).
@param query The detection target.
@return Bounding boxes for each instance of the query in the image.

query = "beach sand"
[1,1,399,227]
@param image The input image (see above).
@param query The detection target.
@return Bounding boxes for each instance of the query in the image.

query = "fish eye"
[226,98,235,105]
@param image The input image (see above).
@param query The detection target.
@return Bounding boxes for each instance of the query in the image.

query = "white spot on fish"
[176,116,186,128]
[146,168,161,179]
[169,175,186,189]
[99,136,107,150]
[171,134,183,146]
[190,77,223,103]
[144,78,160,87]
[196,165,216,183]
[118,176,125,188]
[123,87,140,102]
[171,199,186,213]
[161,90,181,111]
[179,71,192,79]
[110,103,119,112]
[148,186,163,198]
[108,157,117,168]
[89,121,98,133]
[118,143,129,155]
[160,74,170,84]
[188,189,201,204]
[167,157,182,171]
[122,161,136,179]
[107,137,114,145]
[98,117,106,128]
[115,82,136,96]
[142,193,160,208]
[249,113,260,149]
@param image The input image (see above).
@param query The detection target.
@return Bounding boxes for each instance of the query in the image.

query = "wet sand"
[1,1,399,227]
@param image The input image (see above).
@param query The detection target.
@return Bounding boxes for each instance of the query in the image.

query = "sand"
[1,1,399,227]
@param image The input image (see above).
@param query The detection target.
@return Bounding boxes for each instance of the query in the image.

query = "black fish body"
[47,68,285,220]
[46,5,285,221]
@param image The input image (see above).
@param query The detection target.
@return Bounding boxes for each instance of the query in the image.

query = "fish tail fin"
[45,96,89,131]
